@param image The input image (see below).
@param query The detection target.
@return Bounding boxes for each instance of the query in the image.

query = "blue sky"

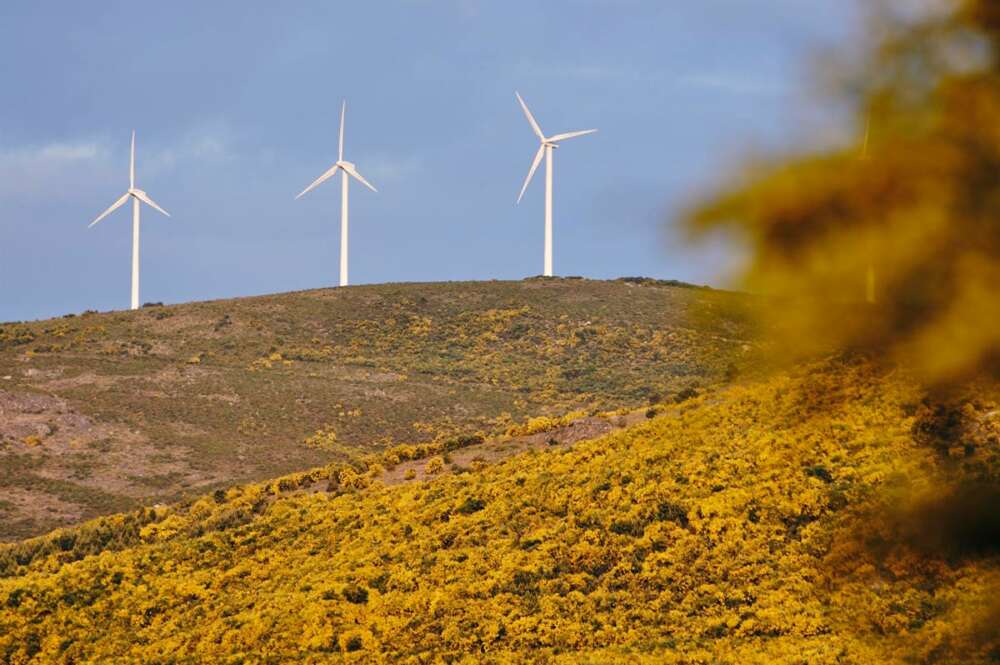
[0,1,857,321]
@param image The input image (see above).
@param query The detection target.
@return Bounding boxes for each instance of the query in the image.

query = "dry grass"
[0,278,758,540]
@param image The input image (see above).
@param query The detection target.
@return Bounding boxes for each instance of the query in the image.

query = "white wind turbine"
[514,91,597,277]
[89,131,171,311]
[295,101,378,287]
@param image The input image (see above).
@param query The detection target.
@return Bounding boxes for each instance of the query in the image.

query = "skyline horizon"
[0,2,858,322]
[2,274,729,324]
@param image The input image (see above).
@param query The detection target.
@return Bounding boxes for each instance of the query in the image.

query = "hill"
[1,359,997,663]
[0,278,756,540]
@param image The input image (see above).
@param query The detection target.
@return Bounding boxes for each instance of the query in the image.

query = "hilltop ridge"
[0,278,756,540]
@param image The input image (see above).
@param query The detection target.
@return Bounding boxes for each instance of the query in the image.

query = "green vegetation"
[1,360,996,663]
[0,278,757,540]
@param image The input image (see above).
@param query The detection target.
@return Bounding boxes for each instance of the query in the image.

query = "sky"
[0,1,859,322]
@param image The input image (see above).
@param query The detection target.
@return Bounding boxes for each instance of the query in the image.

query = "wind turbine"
[514,91,597,277]
[89,131,171,311]
[295,101,377,287]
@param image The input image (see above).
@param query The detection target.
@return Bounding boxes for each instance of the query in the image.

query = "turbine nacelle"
[89,135,170,228]
[514,92,597,205]
[295,102,378,200]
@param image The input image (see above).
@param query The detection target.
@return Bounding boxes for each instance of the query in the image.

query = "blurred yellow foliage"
[685,0,1000,387]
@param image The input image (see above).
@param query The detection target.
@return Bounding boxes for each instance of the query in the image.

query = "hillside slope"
[1,360,997,663]
[0,278,755,540]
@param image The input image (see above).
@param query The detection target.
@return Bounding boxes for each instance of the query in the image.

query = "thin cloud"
[0,139,112,200]
[361,152,423,184]
[143,126,234,175]
[0,124,235,203]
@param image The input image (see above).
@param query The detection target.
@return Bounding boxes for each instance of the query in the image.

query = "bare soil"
[381,412,649,486]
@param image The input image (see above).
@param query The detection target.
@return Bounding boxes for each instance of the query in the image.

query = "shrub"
[305,427,338,451]
[342,584,369,605]
[505,410,586,437]
[674,388,700,403]
[805,465,834,483]
[0,327,35,349]
[725,362,739,381]
[655,501,690,528]
[456,497,486,514]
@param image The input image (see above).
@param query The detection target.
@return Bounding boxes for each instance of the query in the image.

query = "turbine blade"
[134,190,170,217]
[130,131,136,189]
[515,91,544,140]
[88,192,130,227]
[343,164,377,192]
[517,145,545,204]
[339,101,346,162]
[295,163,341,199]
[548,129,598,142]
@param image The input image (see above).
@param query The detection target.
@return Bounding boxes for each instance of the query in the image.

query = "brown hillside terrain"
[0,277,757,540]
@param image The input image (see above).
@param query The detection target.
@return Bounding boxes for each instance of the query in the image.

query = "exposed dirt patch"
[149,340,174,356]
[284,415,636,502]
[22,367,64,380]
[0,388,220,507]
[198,392,242,404]
[361,369,407,384]
[148,366,214,386]
[380,417,621,486]
[0,488,82,528]
[0,389,80,443]
[169,421,208,438]
[31,371,118,392]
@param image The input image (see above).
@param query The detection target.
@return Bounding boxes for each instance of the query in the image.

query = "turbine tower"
[514,91,597,277]
[89,131,171,311]
[296,101,377,287]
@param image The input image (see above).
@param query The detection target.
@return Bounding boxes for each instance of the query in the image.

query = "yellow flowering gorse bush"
[0,360,996,663]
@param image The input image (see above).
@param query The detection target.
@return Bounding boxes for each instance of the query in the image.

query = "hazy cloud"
[0,123,236,203]
[142,125,234,175]
[361,152,423,184]
[0,139,112,199]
